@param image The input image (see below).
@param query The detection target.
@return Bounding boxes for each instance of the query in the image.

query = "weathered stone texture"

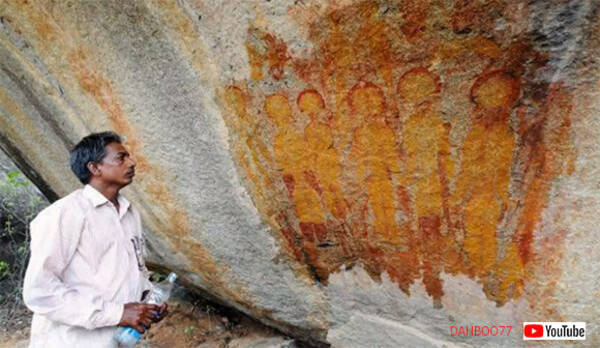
[1,1,599,346]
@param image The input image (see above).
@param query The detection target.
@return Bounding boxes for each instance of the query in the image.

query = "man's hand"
[152,303,169,323]
[118,303,159,334]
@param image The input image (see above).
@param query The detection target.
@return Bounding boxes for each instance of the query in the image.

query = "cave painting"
[297,89,347,223]
[266,93,339,279]
[265,94,325,236]
[399,68,453,303]
[224,86,274,203]
[452,70,521,303]
[349,82,403,245]
[220,1,576,308]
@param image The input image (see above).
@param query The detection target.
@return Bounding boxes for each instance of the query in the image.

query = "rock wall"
[1,1,599,346]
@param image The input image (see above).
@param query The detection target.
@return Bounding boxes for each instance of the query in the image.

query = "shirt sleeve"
[22,204,124,330]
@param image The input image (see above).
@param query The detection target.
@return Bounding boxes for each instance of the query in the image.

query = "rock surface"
[1,1,599,346]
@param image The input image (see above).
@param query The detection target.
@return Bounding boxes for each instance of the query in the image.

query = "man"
[23,131,168,347]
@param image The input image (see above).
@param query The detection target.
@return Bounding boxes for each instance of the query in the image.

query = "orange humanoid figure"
[264,94,329,276]
[398,68,454,302]
[453,71,521,292]
[297,89,347,221]
[224,86,274,202]
[298,89,353,258]
[348,82,403,245]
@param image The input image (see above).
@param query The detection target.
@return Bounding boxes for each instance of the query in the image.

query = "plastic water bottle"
[113,272,177,347]
[146,272,177,306]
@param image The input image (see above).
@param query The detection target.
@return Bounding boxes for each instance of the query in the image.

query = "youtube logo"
[523,324,543,338]
[523,322,586,340]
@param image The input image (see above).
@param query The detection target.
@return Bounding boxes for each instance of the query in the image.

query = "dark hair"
[69,131,122,184]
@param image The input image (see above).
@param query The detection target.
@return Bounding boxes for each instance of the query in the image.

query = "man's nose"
[128,155,137,167]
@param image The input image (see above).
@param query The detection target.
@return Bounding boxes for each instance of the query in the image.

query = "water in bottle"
[113,272,177,347]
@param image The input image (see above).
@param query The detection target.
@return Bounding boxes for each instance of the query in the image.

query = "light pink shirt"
[23,184,152,348]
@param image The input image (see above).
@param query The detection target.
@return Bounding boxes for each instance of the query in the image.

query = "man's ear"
[87,162,101,177]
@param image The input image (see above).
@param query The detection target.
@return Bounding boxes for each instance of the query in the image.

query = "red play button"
[524,324,544,338]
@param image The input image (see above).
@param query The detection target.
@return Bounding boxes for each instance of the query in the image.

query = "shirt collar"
[116,192,131,217]
[83,184,131,215]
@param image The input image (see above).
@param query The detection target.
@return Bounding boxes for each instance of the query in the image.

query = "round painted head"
[471,71,520,109]
[297,89,326,120]
[397,67,440,105]
[348,82,385,118]
[265,94,293,127]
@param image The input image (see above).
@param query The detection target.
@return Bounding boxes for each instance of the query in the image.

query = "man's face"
[95,142,136,186]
